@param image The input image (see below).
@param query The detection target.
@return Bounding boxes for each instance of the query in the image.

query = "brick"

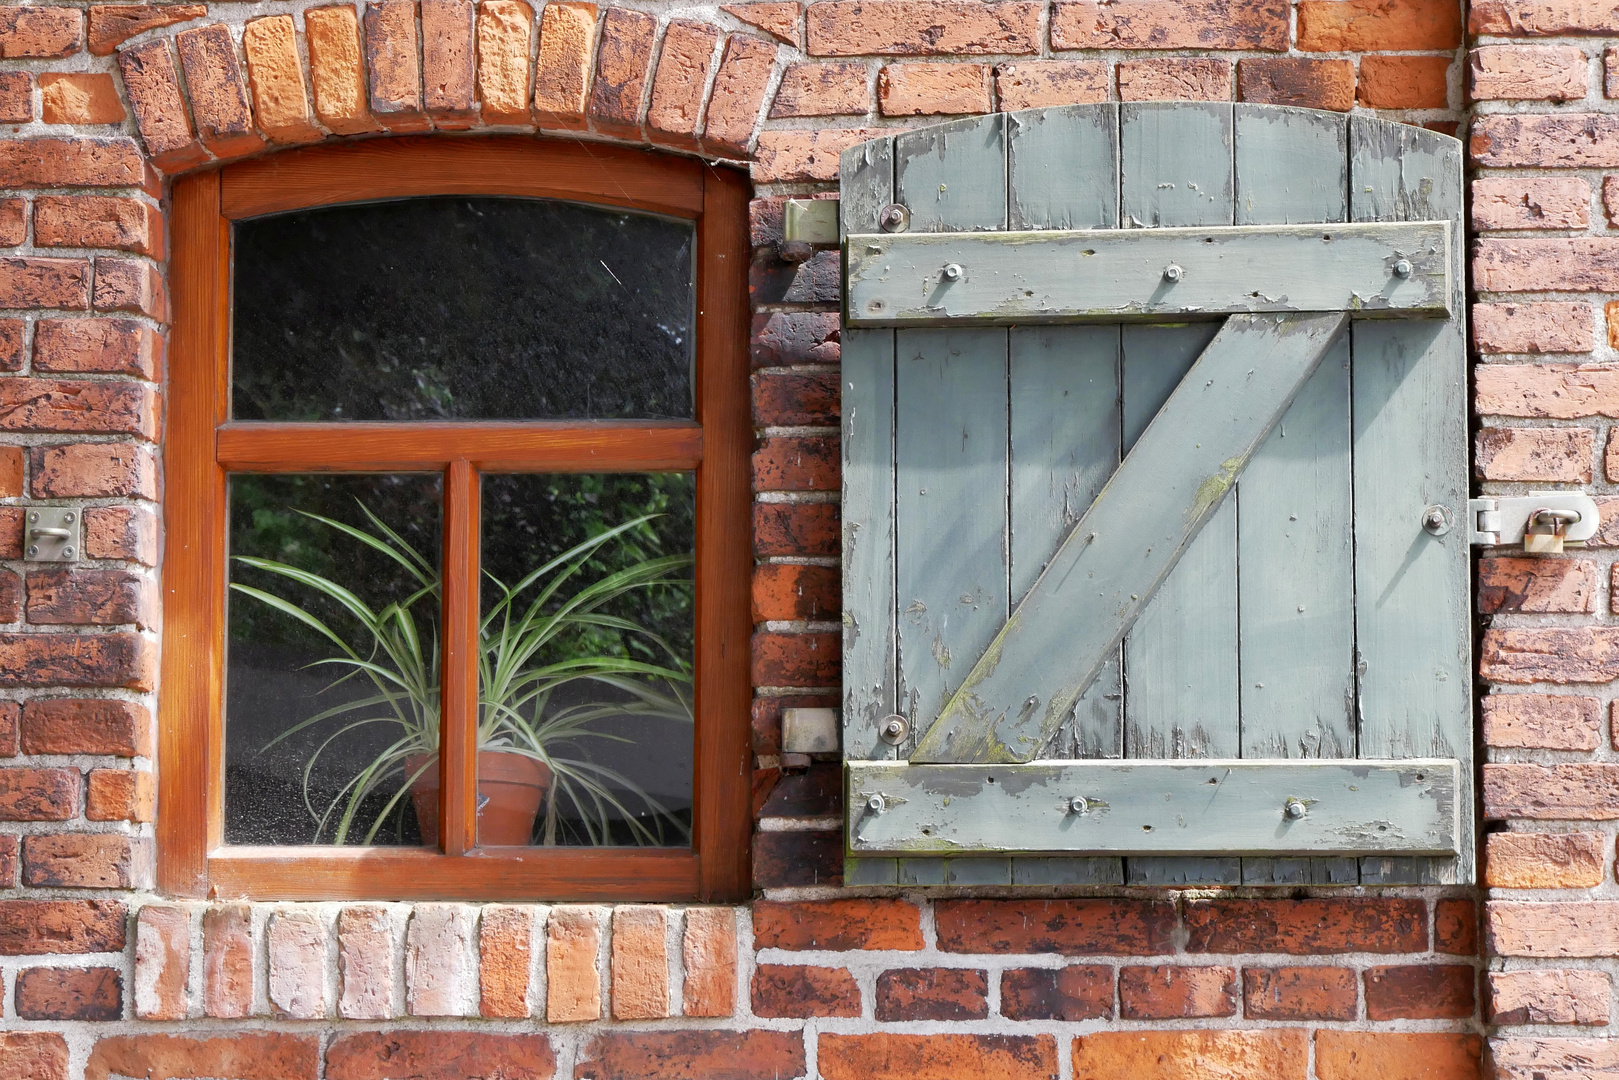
[478,0,535,125]
[646,21,720,148]
[327,1033,555,1080]
[35,320,158,380]
[0,1034,68,1080]
[0,633,152,689]
[752,563,838,622]
[0,834,13,886]
[773,63,868,117]
[1054,0,1285,49]
[176,25,264,159]
[1478,556,1596,613]
[21,698,149,756]
[882,62,990,116]
[1491,969,1610,1025]
[752,828,841,887]
[1474,304,1592,355]
[0,508,24,559]
[15,966,121,1021]
[242,16,323,144]
[822,1034,1058,1080]
[0,768,77,820]
[1,899,124,955]
[1185,898,1426,954]
[134,905,189,1019]
[87,768,154,822]
[0,201,21,249]
[422,0,477,124]
[118,41,206,172]
[611,906,668,1020]
[1314,1033,1482,1080]
[876,967,988,1021]
[533,2,596,127]
[754,435,838,490]
[1072,1031,1307,1080]
[0,379,154,440]
[32,442,157,499]
[755,369,838,428]
[35,197,159,258]
[1475,427,1591,482]
[89,5,206,55]
[575,1031,804,1080]
[1118,58,1230,101]
[1485,763,1619,817]
[547,905,601,1022]
[1491,902,1619,957]
[810,1,1038,55]
[0,8,83,58]
[1476,179,1591,232]
[753,311,840,365]
[588,8,655,138]
[704,35,778,156]
[1243,966,1357,1021]
[1000,965,1112,1021]
[1483,627,1619,683]
[754,127,885,182]
[752,629,839,686]
[1364,964,1475,1020]
[1472,44,1586,101]
[0,702,15,755]
[0,570,20,622]
[23,833,136,888]
[1473,114,1619,168]
[365,0,428,131]
[1299,0,1461,49]
[752,963,861,1017]
[269,910,327,1020]
[755,501,839,557]
[1120,965,1236,1019]
[760,761,839,817]
[338,906,394,1019]
[1608,44,1619,96]
[94,258,164,319]
[0,138,149,189]
[725,3,800,43]
[28,567,154,627]
[1600,176,1619,226]
[307,5,379,134]
[682,907,737,1017]
[202,905,253,1019]
[0,258,88,310]
[754,898,922,950]
[1493,1040,1619,1080]
[406,904,475,1017]
[479,905,534,1019]
[85,506,159,565]
[0,322,20,372]
[1472,0,1619,34]
[938,899,1176,955]
[1237,58,1356,111]
[1482,694,1599,750]
[1359,55,1451,108]
[86,1036,317,1080]
[0,73,30,125]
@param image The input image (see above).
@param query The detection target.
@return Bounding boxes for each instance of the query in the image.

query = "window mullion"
[440,459,481,855]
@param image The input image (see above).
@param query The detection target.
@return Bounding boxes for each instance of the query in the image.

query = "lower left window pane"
[225,473,443,846]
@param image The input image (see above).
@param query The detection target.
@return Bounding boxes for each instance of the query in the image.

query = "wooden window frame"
[159,137,753,902]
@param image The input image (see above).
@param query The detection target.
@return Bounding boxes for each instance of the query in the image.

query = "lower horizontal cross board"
[845,759,1459,857]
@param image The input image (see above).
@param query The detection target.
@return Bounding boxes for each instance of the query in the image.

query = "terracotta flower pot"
[405,750,553,847]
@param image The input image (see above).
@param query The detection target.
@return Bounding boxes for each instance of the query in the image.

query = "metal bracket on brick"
[1467,493,1599,547]
[24,506,80,562]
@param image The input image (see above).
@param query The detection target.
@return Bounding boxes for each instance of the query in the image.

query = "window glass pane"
[225,473,442,846]
[479,473,694,847]
[232,197,695,422]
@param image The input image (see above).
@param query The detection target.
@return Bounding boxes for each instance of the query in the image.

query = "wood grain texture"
[216,422,703,471]
[895,113,1007,235]
[1008,104,1119,231]
[1121,101,1233,228]
[1235,105,1347,227]
[443,460,478,855]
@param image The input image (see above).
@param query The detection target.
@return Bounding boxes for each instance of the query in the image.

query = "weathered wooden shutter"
[839,103,1471,887]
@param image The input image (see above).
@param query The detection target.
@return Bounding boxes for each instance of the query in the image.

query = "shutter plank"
[1008,103,1124,888]
[1122,101,1240,886]
[1350,117,1471,886]
[1234,105,1358,887]
[840,136,899,887]
[893,116,1010,884]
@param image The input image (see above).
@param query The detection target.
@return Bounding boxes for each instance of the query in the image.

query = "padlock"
[1524,507,1575,554]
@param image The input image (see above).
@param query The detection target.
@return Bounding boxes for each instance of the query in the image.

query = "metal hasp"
[24,506,79,562]
[846,759,1460,857]
[783,198,840,245]
[845,221,1451,327]
[1470,493,1601,546]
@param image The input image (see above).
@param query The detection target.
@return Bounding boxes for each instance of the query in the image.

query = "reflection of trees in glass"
[232,197,695,422]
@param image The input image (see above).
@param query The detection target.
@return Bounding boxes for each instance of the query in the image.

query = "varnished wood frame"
[160,137,753,902]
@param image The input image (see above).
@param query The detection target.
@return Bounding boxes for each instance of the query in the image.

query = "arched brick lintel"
[110,4,787,178]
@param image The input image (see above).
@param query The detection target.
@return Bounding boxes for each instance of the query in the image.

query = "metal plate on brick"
[25,507,80,562]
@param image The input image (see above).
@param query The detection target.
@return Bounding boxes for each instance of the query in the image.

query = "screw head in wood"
[1284,798,1307,819]
[867,793,887,813]
[1162,264,1184,283]
[879,203,910,232]
[942,263,963,281]
[1421,504,1452,536]
[879,714,909,745]
[1393,259,1413,278]
[1069,796,1091,815]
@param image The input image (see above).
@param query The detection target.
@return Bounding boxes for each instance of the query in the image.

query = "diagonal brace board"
[845,221,1449,327]
[911,311,1351,764]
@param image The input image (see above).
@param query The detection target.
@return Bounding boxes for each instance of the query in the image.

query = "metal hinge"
[783,199,839,245]
[1467,493,1601,546]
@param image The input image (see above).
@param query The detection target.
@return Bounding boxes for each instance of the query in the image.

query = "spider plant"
[231,502,694,846]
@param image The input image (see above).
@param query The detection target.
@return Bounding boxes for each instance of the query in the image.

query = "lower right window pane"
[477,472,695,847]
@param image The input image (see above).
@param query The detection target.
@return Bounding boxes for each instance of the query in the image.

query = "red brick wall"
[0,1,1588,1077]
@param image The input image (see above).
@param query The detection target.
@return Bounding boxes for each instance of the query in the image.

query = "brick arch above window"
[109,4,786,176]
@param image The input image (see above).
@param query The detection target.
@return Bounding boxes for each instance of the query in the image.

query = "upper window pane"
[231,197,695,422]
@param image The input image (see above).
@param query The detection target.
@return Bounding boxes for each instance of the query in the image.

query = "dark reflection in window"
[232,197,695,422]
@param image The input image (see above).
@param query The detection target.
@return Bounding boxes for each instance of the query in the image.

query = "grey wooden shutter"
[839,103,1471,888]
